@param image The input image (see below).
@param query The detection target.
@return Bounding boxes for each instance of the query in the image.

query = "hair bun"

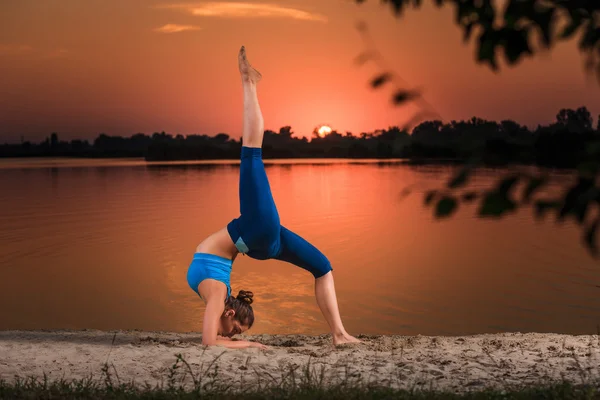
[236,290,254,305]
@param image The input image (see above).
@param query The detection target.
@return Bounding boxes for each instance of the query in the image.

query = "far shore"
[0,156,583,173]
[1,330,599,393]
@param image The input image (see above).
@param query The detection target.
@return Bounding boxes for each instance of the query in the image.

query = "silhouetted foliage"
[356,0,600,80]
[1,108,598,166]
[355,0,600,257]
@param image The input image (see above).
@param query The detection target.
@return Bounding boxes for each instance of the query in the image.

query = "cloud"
[46,48,69,58]
[0,44,68,58]
[154,23,203,33]
[0,44,34,55]
[155,2,327,22]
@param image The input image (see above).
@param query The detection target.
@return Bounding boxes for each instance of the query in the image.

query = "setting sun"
[317,125,332,138]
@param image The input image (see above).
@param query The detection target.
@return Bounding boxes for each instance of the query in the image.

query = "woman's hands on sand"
[249,341,268,349]
[217,336,266,348]
[207,339,268,349]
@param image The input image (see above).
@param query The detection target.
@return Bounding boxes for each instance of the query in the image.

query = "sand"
[0,330,599,393]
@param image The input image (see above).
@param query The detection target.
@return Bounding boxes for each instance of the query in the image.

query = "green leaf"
[477,30,499,70]
[560,18,581,39]
[531,7,555,48]
[496,174,521,196]
[455,1,475,25]
[534,200,561,221]
[435,196,458,218]
[503,28,532,64]
[478,191,517,218]
[504,0,534,25]
[578,19,598,50]
[558,178,595,223]
[475,0,496,28]
[387,0,408,15]
[392,90,419,105]
[424,190,437,206]
[371,73,393,88]
[463,22,475,42]
[522,176,547,203]
[462,191,478,202]
[448,166,472,189]
[584,216,599,256]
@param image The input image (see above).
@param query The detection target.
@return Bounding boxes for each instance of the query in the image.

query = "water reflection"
[0,158,598,335]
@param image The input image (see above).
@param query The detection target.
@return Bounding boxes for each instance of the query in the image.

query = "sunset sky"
[1,0,599,144]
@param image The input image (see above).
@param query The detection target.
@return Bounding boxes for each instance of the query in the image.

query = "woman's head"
[220,290,255,337]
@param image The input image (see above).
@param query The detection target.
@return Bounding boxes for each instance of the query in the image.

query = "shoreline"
[1,330,599,393]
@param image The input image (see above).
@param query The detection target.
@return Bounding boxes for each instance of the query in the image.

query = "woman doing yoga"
[186,46,360,349]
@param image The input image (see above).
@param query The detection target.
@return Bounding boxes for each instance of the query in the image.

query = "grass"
[0,375,599,399]
[0,352,599,400]
[2,332,600,399]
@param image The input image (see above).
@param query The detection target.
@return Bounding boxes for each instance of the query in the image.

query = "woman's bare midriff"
[195,226,239,261]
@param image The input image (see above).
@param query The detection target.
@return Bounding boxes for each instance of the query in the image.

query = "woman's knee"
[313,261,333,279]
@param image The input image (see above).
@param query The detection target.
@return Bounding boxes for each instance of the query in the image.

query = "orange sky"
[1,0,599,143]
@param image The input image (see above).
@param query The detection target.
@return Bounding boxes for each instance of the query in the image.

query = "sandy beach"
[1,330,599,393]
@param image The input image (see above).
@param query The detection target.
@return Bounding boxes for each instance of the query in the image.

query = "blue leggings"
[227,147,332,278]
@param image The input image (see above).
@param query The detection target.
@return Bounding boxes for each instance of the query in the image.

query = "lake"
[0,157,598,336]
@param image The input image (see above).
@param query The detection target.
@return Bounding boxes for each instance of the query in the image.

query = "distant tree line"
[1,106,599,168]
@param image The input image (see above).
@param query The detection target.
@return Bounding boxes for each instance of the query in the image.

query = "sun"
[317,125,332,138]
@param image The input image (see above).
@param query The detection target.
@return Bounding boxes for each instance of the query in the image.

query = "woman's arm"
[201,298,266,349]
[213,339,267,349]
[201,298,226,345]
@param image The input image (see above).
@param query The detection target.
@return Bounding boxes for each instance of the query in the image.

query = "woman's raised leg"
[239,46,264,148]
[231,46,280,255]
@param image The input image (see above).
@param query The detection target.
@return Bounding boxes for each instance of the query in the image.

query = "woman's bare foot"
[238,45,262,84]
[333,332,361,346]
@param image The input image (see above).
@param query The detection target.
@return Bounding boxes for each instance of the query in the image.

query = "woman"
[187,46,360,349]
